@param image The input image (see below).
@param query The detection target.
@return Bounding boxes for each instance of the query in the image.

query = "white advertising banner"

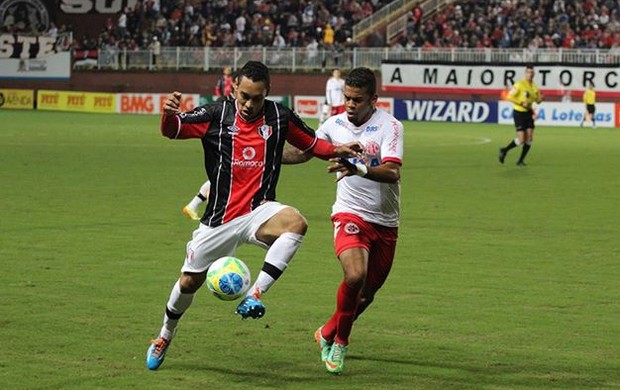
[0,34,71,79]
[382,63,620,98]
[498,101,616,128]
[0,52,70,79]
[294,95,394,119]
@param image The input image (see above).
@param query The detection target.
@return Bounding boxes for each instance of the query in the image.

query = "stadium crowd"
[69,0,392,53]
[400,0,620,50]
[3,0,618,52]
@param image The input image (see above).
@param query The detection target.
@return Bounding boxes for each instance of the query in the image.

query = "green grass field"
[1,110,619,389]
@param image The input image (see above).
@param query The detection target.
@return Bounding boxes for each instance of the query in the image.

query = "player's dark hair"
[345,67,376,96]
[525,64,534,70]
[239,61,270,94]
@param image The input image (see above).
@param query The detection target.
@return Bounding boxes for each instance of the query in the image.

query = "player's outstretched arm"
[328,160,400,183]
[283,141,362,164]
[282,144,313,164]
[163,92,182,116]
[332,142,363,158]
[161,91,183,138]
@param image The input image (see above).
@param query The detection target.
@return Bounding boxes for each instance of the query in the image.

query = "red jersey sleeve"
[285,109,336,160]
[160,105,216,139]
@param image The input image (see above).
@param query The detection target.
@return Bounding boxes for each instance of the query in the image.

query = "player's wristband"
[355,163,368,177]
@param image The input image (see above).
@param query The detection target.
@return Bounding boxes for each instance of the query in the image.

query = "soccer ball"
[206,256,251,301]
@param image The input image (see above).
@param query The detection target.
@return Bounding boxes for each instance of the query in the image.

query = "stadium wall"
[0,71,496,102]
[4,70,616,104]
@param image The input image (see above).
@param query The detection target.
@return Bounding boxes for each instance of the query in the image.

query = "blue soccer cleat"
[235,295,266,319]
[146,336,171,370]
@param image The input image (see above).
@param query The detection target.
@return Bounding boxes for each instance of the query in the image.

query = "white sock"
[199,181,211,198]
[250,232,304,296]
[187,181,210,210]
[159,280,195,340]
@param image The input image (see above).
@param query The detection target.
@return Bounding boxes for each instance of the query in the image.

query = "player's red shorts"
[331,212,398,292]
[331,105,345,116]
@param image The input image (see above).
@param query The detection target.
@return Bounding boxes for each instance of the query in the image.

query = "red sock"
[321,281,360,343]
[334,281,360,345]
[322,314,337,342]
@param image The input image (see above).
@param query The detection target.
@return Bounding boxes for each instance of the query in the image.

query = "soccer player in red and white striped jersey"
[146,61,360,371]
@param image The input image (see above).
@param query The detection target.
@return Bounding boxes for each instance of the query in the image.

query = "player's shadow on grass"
[175,363,320,382]
[348,355,611,388]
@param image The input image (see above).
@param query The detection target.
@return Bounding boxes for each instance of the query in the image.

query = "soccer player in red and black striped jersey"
[146,61,360,370]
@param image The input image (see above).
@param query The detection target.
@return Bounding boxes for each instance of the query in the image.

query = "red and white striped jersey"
[161,99,326,227]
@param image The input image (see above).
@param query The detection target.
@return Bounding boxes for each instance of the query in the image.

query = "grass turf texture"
[1,110,619,389]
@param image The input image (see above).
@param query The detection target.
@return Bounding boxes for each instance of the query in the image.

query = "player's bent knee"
[344,272,366,289]
[278,207,308,235]
[179,272,206,293]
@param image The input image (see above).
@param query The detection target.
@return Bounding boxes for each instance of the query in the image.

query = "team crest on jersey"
[344,222,360,235]
[258,125,272,140]
[365,141,380,157]
[227,125,240,134]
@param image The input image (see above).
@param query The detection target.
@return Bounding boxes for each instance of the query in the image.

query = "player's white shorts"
[181,201,288,273]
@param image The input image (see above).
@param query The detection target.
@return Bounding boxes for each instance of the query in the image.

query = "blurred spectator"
[117,9,127,39]
[148,36,160,68]
[306,36,320,66]
[214,66,234,98]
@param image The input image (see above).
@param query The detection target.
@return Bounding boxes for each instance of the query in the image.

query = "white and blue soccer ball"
[206,256,251,301]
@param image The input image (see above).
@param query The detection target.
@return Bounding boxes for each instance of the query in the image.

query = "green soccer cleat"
[324,342,349,374]
[314,327,332,362]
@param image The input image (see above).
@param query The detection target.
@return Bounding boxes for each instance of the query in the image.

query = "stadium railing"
[80,46,620,71]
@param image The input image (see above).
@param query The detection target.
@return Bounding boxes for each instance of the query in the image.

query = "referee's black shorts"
[586,104,596,115]
[513,110,535,131]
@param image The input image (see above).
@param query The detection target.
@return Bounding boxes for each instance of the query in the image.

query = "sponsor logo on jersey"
[365,125,378,132]
[227,125,239,134]
[388,121,400,153]
[233,147,263,168]
[180,107,205,119]
[344,222,360,235]
[258,125,272,140]
[242,146,256,160]
[232,159,264,168]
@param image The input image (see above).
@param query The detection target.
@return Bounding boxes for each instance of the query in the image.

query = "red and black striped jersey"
[161,99,326,227]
